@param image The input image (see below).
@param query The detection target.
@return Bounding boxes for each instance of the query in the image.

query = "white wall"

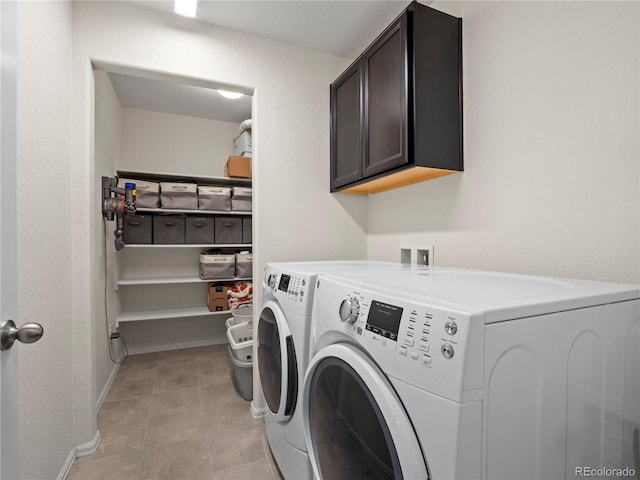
[94,70,125,406]
[367,1,640,284]
[16,1,75,478]
[120,107,238,176]
[72,0,367,429]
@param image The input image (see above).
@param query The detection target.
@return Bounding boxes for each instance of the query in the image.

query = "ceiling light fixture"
[217,89,244,100]
[174,0,198,18]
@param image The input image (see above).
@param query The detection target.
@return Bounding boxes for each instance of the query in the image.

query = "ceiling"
[109,1,413,123]
[125,0,412,58]
[109,72,253,123]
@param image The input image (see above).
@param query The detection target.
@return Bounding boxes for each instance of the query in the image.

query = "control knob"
[339,297,360,324]
[445,320,458,335]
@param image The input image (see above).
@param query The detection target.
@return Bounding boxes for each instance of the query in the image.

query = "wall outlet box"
[417,247,434,266]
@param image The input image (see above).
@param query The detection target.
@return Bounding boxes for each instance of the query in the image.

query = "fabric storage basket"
[231,187,252,212]
[185,216,214,244]
[198,186,231,211]
[199,253,235,280]
[226,322,253,361]
[235,253,252,278]
[123,215,152,244]
[242,217,252,244]
[118,178,160,208]
[214,216,242,244]
[160,182,198,209]
[152,215,185,244]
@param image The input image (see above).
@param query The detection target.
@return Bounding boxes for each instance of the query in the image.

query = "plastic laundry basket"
[225,308,252,329]
[227,345,252,401]
[232,306,253,325]
[226,321,253,361]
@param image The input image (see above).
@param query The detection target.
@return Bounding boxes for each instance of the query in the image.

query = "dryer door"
[258,300,298,422]
[303,343,429,480]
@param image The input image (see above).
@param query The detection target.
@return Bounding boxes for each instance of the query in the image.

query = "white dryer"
[303,267,640,479]
[258,261,413,479]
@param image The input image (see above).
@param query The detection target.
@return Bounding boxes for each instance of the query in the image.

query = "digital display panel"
[278,274,291,292]
[365,300,403,341]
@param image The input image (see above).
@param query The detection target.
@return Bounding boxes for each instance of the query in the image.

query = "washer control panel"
[312,276,482,392]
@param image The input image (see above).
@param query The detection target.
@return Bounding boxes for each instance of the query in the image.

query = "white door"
[0,3,43,478]
[0,1,19,477]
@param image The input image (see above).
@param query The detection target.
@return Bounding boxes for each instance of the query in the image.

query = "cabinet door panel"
[330,63,362,190]
[363,16,408,178]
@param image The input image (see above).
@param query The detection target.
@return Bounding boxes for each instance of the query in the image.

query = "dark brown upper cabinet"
[330,2,462,194]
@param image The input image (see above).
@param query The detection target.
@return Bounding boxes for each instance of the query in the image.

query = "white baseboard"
[75,430,101,457]
[57,448,76,480]
[125,338,227,356]
[58,430,101,480]
[251,400,265,419]
[96,361,121,411]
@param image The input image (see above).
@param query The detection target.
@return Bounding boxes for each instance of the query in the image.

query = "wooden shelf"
[117,276,252,286]
[117,306,231,323]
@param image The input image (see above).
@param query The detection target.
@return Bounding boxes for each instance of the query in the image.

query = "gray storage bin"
[199,253,235,280]
[160,182,198,209]
[231,187,252,212]
[185,216,214,244]
[198,186,231,211]
[123,215,152,244]
[242,217,252,244]
[118,178,160,208]
[214,217,242,244]
[227,345,253,401]
[153,215,185,244]
[235,253,252,278]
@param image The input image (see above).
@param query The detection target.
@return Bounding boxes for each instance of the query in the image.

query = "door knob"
[1,319,44,351]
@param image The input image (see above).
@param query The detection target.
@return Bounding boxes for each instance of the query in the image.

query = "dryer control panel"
[263,266,315,315]
[311,275,485,395]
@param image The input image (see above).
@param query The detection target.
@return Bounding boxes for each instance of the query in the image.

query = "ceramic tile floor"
[68,345,283,480]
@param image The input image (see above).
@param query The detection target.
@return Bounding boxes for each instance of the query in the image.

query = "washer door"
[257,300,298,421]
[303,343,429,480]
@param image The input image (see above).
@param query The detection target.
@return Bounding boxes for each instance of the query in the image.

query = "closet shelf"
[117,276,252,286]
[117,306,230,323]
[117,170,251,187]
[124,244,251,249]
[136,207,251,216]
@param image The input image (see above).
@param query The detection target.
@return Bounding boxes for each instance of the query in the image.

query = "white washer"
[303,267,640,479]
[258,261,414,479]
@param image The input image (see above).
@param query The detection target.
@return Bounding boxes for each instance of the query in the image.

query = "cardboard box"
[225,156,252,178]
[207,283,230,312]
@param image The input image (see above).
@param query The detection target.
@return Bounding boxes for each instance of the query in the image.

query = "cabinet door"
[362,14,409,178]
[330,61,362,191]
